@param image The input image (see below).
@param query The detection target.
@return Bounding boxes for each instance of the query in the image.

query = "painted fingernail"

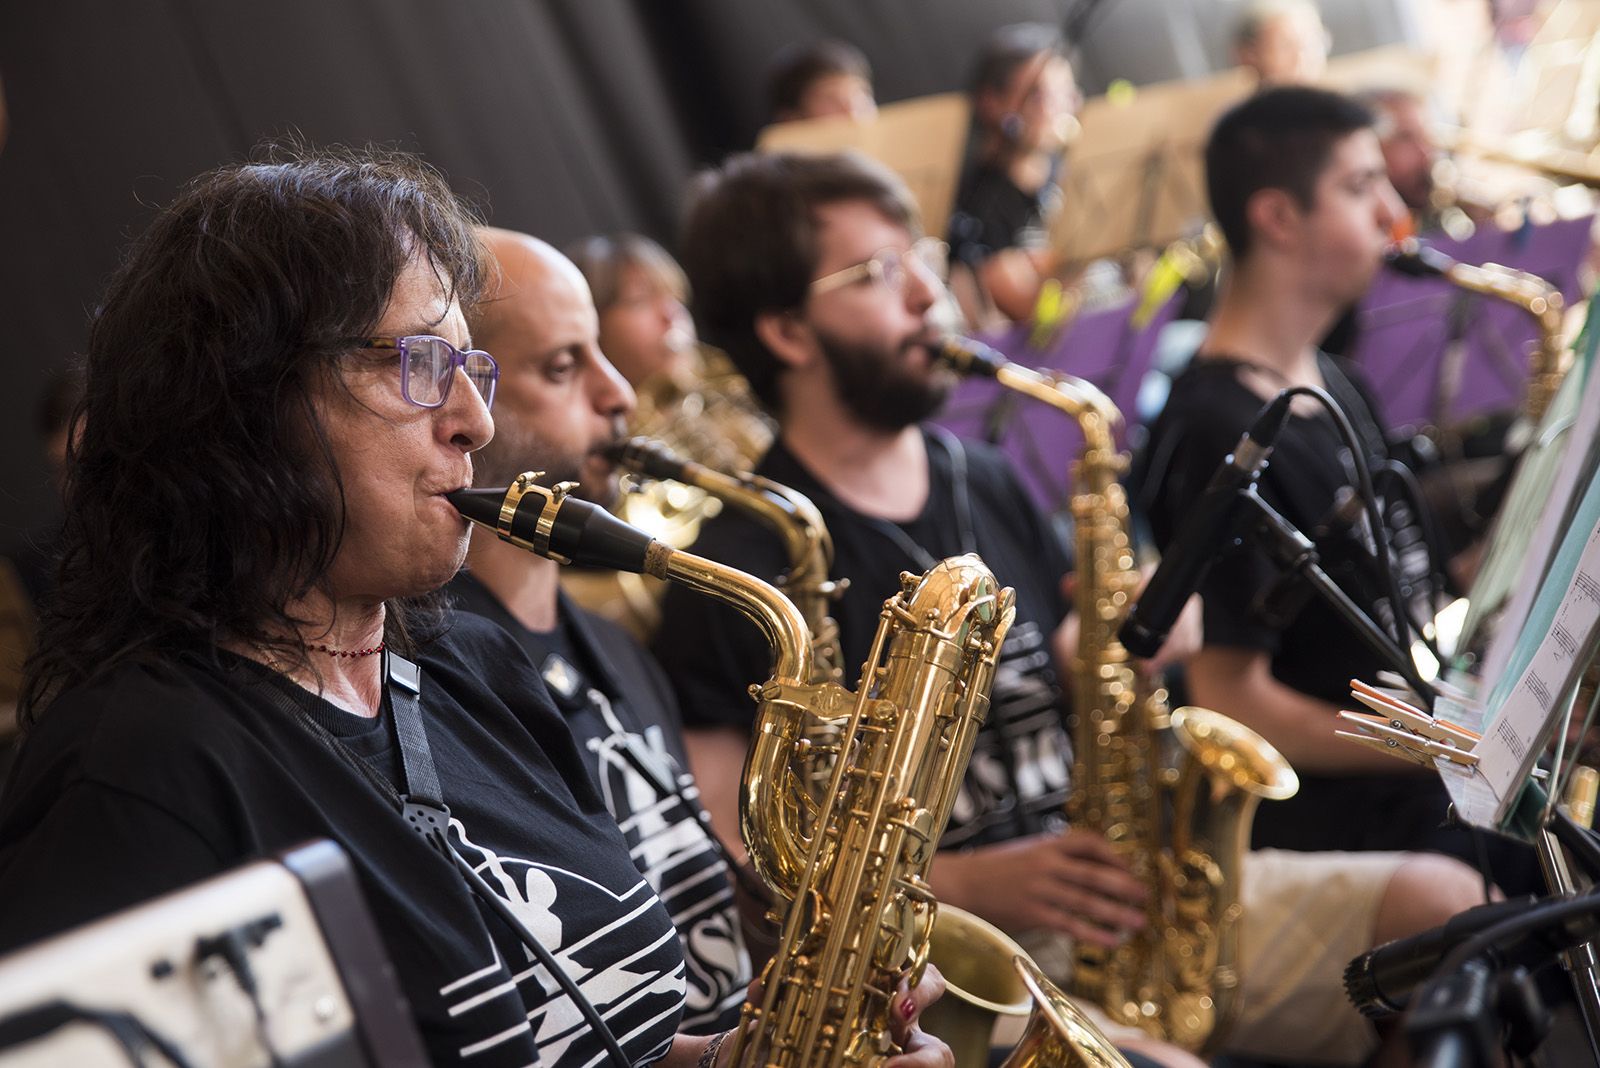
[901,998,917,1020]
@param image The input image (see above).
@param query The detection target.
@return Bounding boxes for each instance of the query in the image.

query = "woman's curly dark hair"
[21,143,485,722]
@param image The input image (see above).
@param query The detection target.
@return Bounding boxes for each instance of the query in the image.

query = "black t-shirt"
[1138,355,1458,854]
[947,163,1060,270]
[655,429,1075,849]
[449,574,750,1034]
[0,615,686,1067]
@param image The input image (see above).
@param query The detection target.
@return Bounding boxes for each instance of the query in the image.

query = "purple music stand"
[933,293,1182,515]
[1352,216,1593,431]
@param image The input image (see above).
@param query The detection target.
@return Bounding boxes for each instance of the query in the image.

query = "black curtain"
[4,0,1412,540]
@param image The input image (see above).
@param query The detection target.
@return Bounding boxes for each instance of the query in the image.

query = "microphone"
[1118,392,1294,658]
[1345,895,1600,1017]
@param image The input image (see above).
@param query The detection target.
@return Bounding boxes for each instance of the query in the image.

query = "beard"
[815,327,953,433]
[472,418,621,509]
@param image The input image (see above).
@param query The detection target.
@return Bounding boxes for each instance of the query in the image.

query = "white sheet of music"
[1480,498,1600,823]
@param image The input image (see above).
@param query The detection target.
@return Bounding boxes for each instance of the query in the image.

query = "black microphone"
[1118,392,1294,658]
[1344,894,1600,1017]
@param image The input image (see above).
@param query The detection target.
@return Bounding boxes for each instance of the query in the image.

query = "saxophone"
[452,475,1081,1067]
[1385,241,1569,427]
[603,441,1120,1067]
[605,436,848,686]
[562,345,775,640]
[935,338,1299,1054]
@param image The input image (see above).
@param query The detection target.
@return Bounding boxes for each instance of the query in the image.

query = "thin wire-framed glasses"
[808,237,950,298]
[356,335,499,411]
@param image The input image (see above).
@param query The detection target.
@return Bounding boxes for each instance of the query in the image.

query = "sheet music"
[1480,476,1600,822]
[1478,307,1600,685]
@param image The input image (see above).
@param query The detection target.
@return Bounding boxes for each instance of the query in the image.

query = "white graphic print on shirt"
[945,619,1073,847]
[584,698,749,1031]
[445,817,686,1065]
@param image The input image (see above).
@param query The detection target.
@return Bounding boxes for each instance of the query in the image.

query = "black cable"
[1278,385,1424,689]
[1432,889,1600,983]
[1374,459,1446,661]
[0,1000,196,1067]
[197,922,287,1068]
[444,845,634,1068]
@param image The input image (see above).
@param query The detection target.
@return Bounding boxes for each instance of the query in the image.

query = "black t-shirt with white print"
[655,429,1076,850]
[0,614,686,1067]
[449,574,750,1034]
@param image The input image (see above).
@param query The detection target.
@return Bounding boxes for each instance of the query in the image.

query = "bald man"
[449,228,753,1034]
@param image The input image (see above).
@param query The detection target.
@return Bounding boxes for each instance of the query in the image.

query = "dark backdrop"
[0,0,1083,543]
[0,0,1405,542]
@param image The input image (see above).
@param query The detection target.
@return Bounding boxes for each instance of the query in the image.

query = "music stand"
[932,293,1182,516]
[1351,215,1594,431]
[757,93,971,240]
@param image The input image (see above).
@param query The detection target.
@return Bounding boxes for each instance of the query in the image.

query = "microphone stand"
[1238,486,1438,706]
[1244,485,1600,1058]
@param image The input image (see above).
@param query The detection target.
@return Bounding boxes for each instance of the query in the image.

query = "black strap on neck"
[377,653,634,1068]
[383,651,452,852]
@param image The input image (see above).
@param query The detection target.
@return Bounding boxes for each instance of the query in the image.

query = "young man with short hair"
[1139,86,1535,892]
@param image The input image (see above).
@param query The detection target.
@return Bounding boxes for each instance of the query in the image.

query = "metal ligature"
[935,338,1299,1054]
[454,475,1127,1067]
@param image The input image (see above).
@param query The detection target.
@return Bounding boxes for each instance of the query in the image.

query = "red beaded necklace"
[308,641,386,659]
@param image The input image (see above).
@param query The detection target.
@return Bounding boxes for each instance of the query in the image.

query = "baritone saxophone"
[455,474,1119,1066]
[604,441,1119,1066]
[936,338,1298,1054]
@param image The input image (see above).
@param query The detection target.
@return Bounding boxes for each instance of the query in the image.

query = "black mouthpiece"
[446,485,662,574]
[937,336,1006,378]
[606,438,690,483]
[1384,240,1455,279]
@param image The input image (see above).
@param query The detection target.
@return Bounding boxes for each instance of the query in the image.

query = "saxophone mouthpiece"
[447,476,669,576]
[605,437,692,483]
[1383,239,1456,279]
[937,336,1007,378]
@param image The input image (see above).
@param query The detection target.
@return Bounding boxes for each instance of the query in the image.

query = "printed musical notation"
[1479,486,1600,823]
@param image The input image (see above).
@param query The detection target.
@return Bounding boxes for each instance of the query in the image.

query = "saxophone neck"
[937,337,1123,459]
[611,436,847,674]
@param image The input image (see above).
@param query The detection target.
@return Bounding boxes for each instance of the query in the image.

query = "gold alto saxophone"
[453,474,1134,1066]
[1385,240,1570,427]
[936,338,1299,1054]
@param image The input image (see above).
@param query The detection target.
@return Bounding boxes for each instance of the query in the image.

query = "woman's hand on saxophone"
[704,967,955,1068]
[927,830,1148,947]
[886,964,956,1068]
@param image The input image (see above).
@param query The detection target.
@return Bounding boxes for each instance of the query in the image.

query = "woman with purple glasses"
[0,144,950,1068]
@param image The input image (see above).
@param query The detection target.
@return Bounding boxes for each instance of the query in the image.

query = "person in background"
[946,22,1084,326]
[1138,87,1536,895]
[566,233,698,390]
[764,39,878,124]
[454,226,753,1034]
[1233,0,1332,87]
